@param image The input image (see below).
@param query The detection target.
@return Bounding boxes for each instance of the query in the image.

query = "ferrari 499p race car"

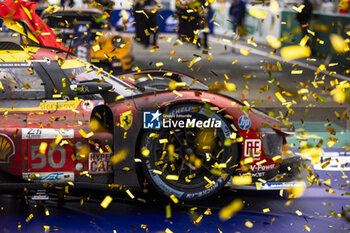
[0,42,310,201]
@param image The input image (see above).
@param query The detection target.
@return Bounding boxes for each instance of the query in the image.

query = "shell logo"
[0,133,15,163]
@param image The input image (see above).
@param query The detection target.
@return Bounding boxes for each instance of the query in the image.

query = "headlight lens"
[260,127,283,158]
[112,36,125,48]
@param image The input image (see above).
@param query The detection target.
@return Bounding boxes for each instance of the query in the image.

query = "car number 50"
[30,145,66,169]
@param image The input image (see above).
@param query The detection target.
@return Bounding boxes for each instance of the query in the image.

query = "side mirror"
[70,80,113,95]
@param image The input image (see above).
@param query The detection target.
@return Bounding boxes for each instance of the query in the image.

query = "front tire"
[140,104,239,201]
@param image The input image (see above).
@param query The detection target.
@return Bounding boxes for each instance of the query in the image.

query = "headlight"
[112,36,125,48]
[260,127,283,159]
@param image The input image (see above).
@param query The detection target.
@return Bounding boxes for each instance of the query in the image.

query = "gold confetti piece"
[39,142,47,154]
[304,224,311,232]
[224,81,237,91]
[315,64,326,74]
[270,0,279,13]
[45,209,49,216]
[330,34,349,53]
[263,208,270,213]
[291,70,303,74]
[240,48,250,56]
[245,220,254,228]
[232,176,252,185]
[173,90,183,97]
[204,208,212,215]
[126,189,135,199]
[296,210,303,216]
[280,45,311,60]
[287,182,306,198]
[219,199,243,220]
[165,228,173,233]
[265,35,281,49]
[156,62,164,67]
[141,147,150,157]
[110,149,128,164]
[275,92,286,103]
[232,60,238,64]
[293,4,305,13]
[166,175,179,181]
[249,7,267,19]
[166,204,171,218]
[159,138,168,144]
[299,35,309,47]
[92,44,101,52]
[170,195,179,204]
[298,88,309,94]
[100,195,113,208]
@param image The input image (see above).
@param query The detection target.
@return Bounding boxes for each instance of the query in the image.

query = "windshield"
[43,12,110,30]
[62,65,141,97]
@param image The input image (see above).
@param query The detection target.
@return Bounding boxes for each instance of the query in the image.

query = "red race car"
[0,42,310,201]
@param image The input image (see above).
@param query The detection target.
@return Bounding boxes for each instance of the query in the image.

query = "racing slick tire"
[140,104,239,201]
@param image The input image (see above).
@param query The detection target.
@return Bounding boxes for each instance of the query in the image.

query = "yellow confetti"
[165,204,171,218]
[170,195,179,204]
[126,189,135,199]
[291,70,303,74]
[141,147,150,157]
[219,199,243,220]
[299,35,309,47]
[224,81,237,91]
[296,210,303,216]
[315,64,326,74]
[100,195,113,208]
[92,44,101,52]
[304,224,311,232]
[232,176,252,185]
[293,4,305,13]
[265,35,281,49]
[280,45,311,60]
[330,34,349,53]
[110,149,128,164]
[39,142,47,154]
[270,0,279,14]
[263,208,270,213]
[240,49,250,56]
[156,62,164,67]
[275,92,286,103]
[245,220,254,228]
[165,228,173,233]
[166,175,179,181]
[249,7,267,19]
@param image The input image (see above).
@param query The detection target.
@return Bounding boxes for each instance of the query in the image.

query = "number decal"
[30,145,66,169]
[30,145,46,169]
[48,146,66,169]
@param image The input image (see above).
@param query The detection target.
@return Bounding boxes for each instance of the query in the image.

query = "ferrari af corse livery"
[0,42,309,201]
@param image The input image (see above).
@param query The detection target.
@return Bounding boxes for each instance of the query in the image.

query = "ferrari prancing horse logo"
[120,111,133,131]
[0,133,15,163]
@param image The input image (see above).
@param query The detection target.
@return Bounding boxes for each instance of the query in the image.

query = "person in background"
[295,0,313,39]
[229,0,246,36]
[198,0,211,49]
[133,0,159,47]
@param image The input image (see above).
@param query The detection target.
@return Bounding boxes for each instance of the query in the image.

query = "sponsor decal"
[22,172,74,183]
[81,100,94,112]
[0,133,15,163]
[244,139,261,159]
[22,129,74,140]
[251,163,276,171]
[239,171,265,178]
[256,182,306,190]
[88,152,113,174]
[143,110,222,129]
[120,111,133,131]
[143,110,161,129]
[238,115,251,130]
